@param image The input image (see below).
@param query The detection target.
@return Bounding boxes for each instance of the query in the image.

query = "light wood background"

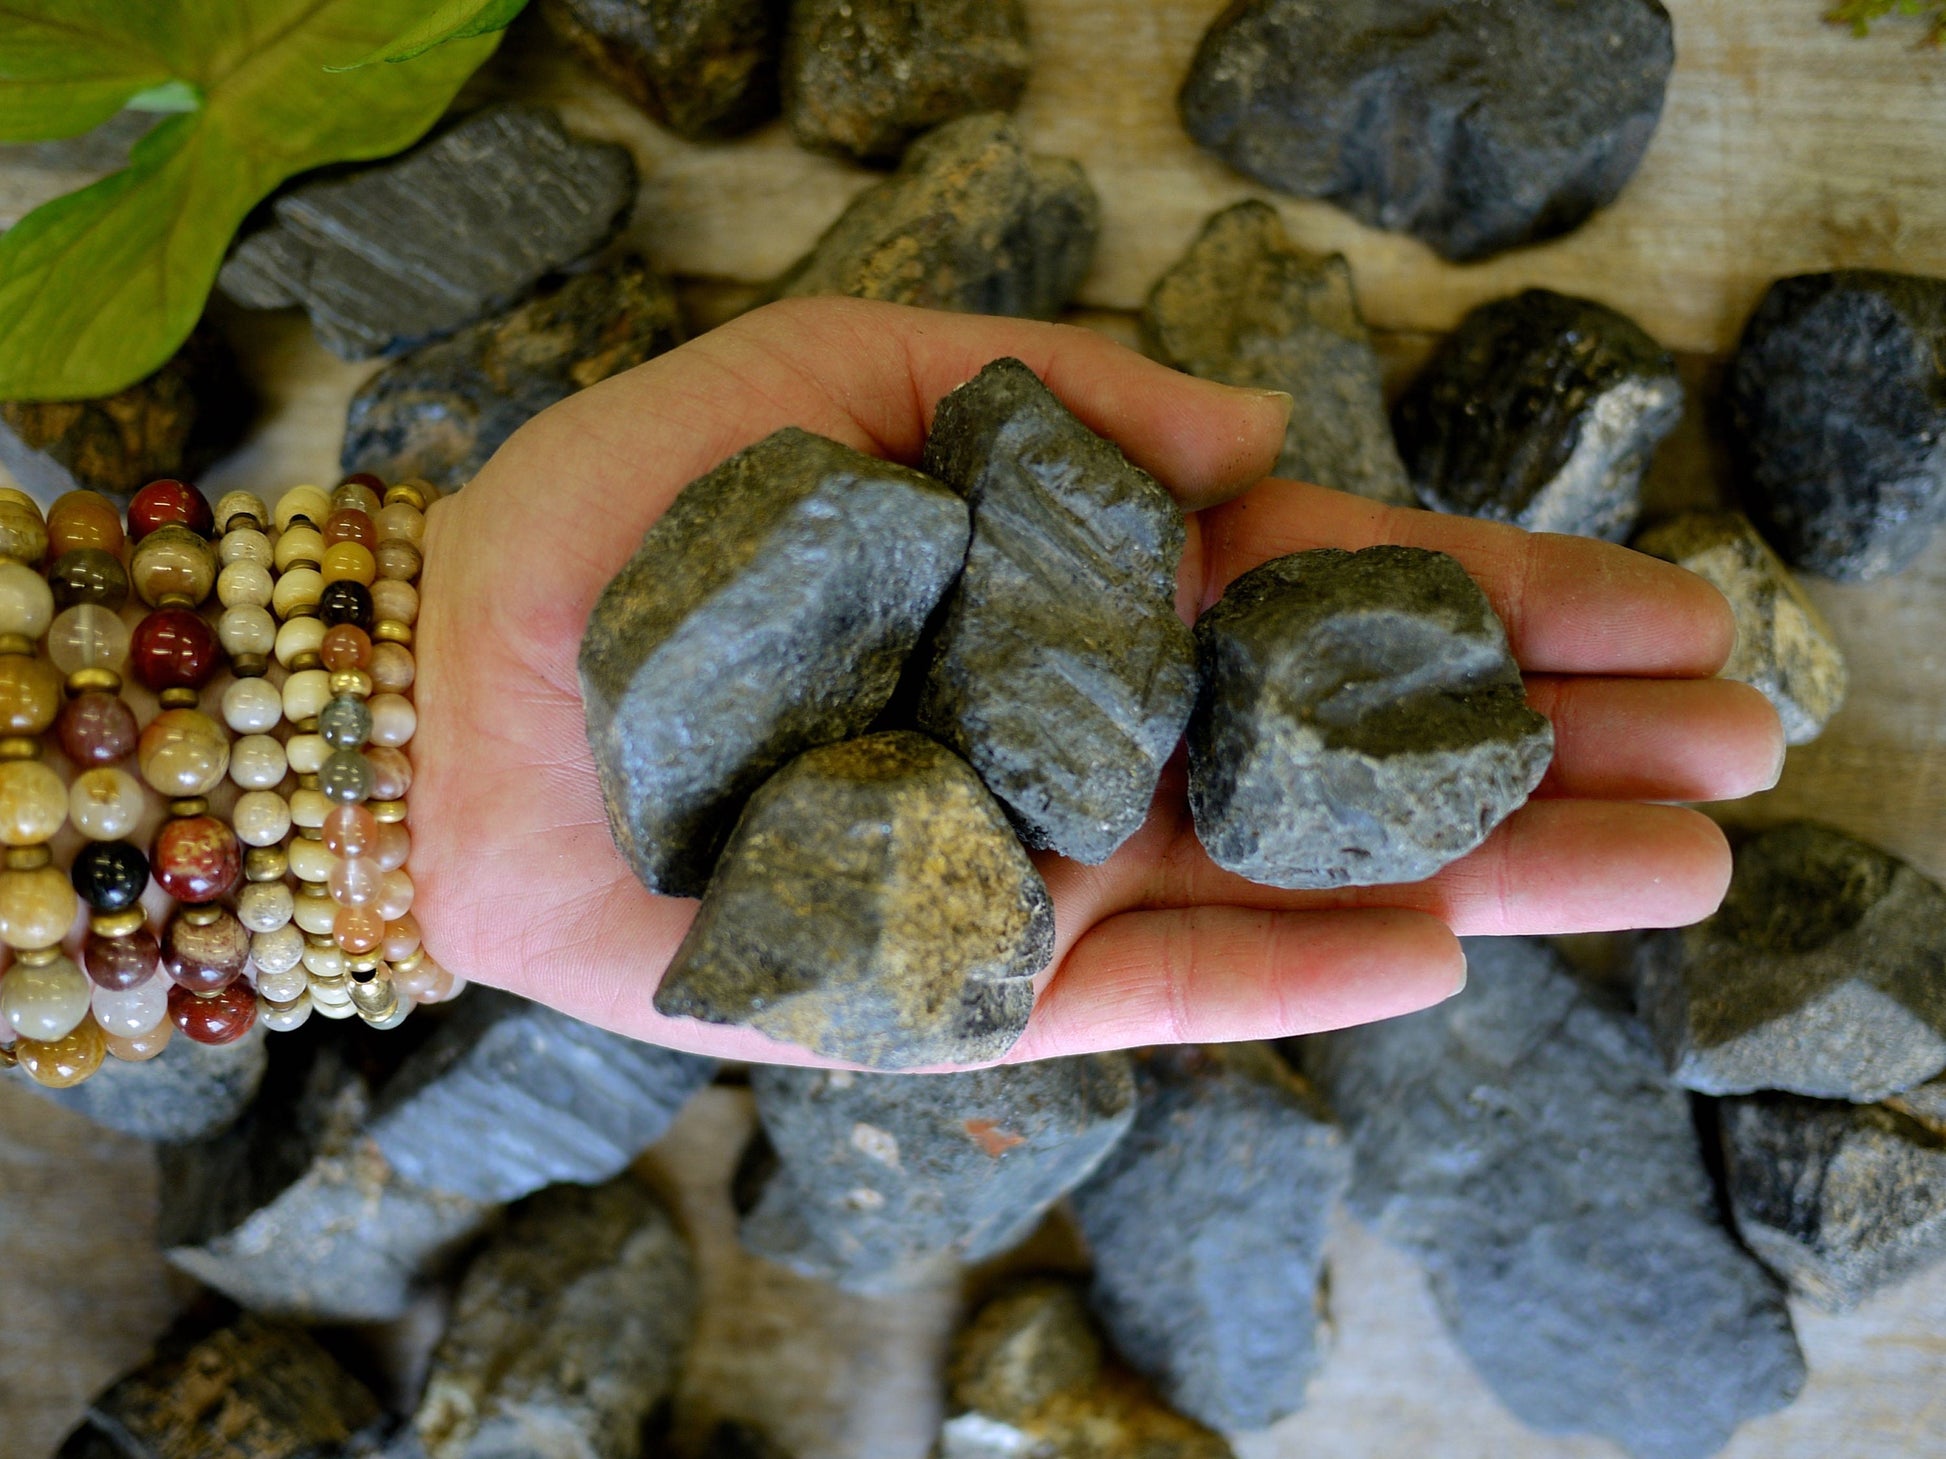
[4,2,1946,1457]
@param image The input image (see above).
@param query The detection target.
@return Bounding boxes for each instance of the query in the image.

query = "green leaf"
[0,3,178,141]
[0,1,502,400]
[330,0,530,68]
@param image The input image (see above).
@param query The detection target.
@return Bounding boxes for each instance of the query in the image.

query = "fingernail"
[1446,945,1470,999]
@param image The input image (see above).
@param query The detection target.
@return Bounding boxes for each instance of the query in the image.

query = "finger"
[1525,675,1786,802]
[1198,478,1736,677]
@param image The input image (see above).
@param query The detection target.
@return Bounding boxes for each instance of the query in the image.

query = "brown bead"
[369,641,414,693]
[152,814,242,904]
[16,1015,105,1087]
[84,925,160,991]
[167,981,256,1045]
[164,906,251,992]
[375,540,422,581]
[324,508,375,549]
[130,523,217,607]
[320,624,373,672]
[0,655,63,736]
[57,690,139,767]
[104,1020,171,1062]
[47,491,126,558]
[138,708,229,797]
[0,500,48,567]
[364,745,413,800]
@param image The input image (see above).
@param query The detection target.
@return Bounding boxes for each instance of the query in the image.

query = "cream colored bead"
[287,835,335,884]
[302,940,346,979]
[0,760,68,845]
[217,560,273,610]
[222,677,283,735]
[367,693,416,747]
[0,560,54,640]
[251,923,305,977]
[233,789,292,848]
[285,733,328,776]
[275,616,326,669]
[254,962,308,1003]
[219,604,277,661]
[273,523,325,572]
[271,566,323,621]
[215,492,269,532]
[46,604,129,679]
[371,578,418,627]
[218,525,272,569]
[293,887,337,935]
[2,954,91,1040]
[259,989,312,1032]
[137,709,228,797]
[93,977,168,1037]
[374,502,426,547]
[312,992,357,1019]
[282,670,332,724]
[229,733,288,791]
[0,867,78,949]
[369,642,415,694]
[274,485,331,534]
[68,767,144,841]
[237,879,295,933]
[289,787,331,829]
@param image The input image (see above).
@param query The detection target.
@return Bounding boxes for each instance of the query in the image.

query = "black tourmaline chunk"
[540,0,784,141]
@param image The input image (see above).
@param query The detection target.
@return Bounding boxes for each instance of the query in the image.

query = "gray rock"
[1634,512,1848,745]
[413,1176,695,1459]
[655,732,1054,1069]
[917,357,1197,863]
[1720,1093,1946,1312]
[1300,937,1805,1459]
[341,256,684,490]
[219,105,636,360]
[540,0,783,141]
[1069,1044,1347,1432]
[1634,822,1946,1103]
[702,1422,794,1459]
[772,112,1098,319]
[18,1026,265,1143]
[740,1055,1134,1291]
[784,0,1030,163]
[580,427,969,897]
[1178,0,1674,263]
[1189,546,1552,889]
[1728,270,1946,582]
[1394,289,1682,540]
[1142,200,1412,506]
[1889,1075,1946,1128]
[368,989,715,1204]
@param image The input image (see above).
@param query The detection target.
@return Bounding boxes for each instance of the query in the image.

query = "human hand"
[412,297,1782,1066]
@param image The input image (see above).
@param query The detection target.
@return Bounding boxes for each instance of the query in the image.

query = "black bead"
[48,548,130,611]
[72,840,149,913]
[319,579,374,630]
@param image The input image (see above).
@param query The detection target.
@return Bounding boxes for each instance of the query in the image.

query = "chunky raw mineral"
[1068,1045,1347,1432]
[918,357,1197,863]
[1728,270,1946,581]
[1634,511,1848,745]
[1720,1093,1946,1312]
[1394,289,1682,540]
[540,0,783,140]
[1301,937,1805,1459]
[1178,0,1674,263]
[581,428,969,897]
[367,989,715,1203]
[784,0,1030,162]
[1189,546,1551,889]
[655,732,1053,1068]
[1142,201,1412,506]
[219,105,636,360]
[413,1176,695,1459]
[1635,822,1946,1103]
[940,1279,1235,1459]
[771,113,1098,319]
[20,1027,265,1143]
[738,1055,1134,1291]
[341,257,683,490]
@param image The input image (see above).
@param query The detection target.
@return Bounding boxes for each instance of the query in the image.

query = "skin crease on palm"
[408,296,1785,1071]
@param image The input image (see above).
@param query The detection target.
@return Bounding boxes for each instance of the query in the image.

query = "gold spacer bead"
[66,667,121,694]
[346,956,381,978]
[350,978,397,1018]
[369,799,407,824]
[158,687,200,709]
[0,634,34,657]
[390,947,427,977]
[328,669,373,699]
[303,931,337,951]
[309,970,350,996]
[297,772,321,791]
[299,827,323,842]
[230,653,269,678]
[0,1042,14,1069]
[180,904,223,927]
[295,719,319,735]
[169,797,209,819]
[3,846,50,871]
[222,513,266,534]
[385,481,431,511]
[295,875,327,892]
[373,621,412,645]
[91,908,147,938]
[0,737,38,761]
[244,846,289,883]
[12,945,61,967]
[157,593,197,610]
[284,556,320,573]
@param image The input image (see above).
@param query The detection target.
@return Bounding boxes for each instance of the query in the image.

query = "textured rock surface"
[1890,1074,1946,1128]
[1635,512,1848,745]
[540,0,783,140]
[739,1055,1134,1291]
[413,1176,695,1459]
[1720,1093,1946,1312]
[0,320,251,500]
[940,1279,1235,1459]
[1302,937,1804,1459]
[1635,822,1946,1102]
[1394,289,1682,540]
[1068,1044,1346,1432]
[1728,269,1946,581]
[1189,546,1551,889]
[219,105,636,359]
[918,357,1196,863]
[771,113,1097,319]
[655,733,1053,1068]
[581,428,968,897]
[341,257,683,490]
[18,1028,265,1143]
[784,0,1030,162]
[1142,200,1411,505]
[1179,0,1674,263]
[367,989,715,1203]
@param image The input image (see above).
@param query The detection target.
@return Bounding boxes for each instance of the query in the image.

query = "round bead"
[259,989,312,1033]
[47,603,131,678]
[47,491,125,557]
[218,526,272,570]
[374,822,410,871]
[129,479,212,539]
[333,904,384,955]
[216,559,273,609]
[324,509,375,549]
[255,962,308,1004]
[47,548,129,611]
[287,835,334,883]
[323,805,377,859]
[375,869,414,920]
[375,540,423,581]
[221,676,283,735]
[275,484,332,533]
[303,940,346,979]
[320,581,373,631]
[274,615,327,669]
[370,578,418,628]
[0,655,62,736]
[373,502,425,547]
[68,767,144,841]
[273,525,325,575]
[152,814,241,903]
[282,669,332,725]
[365,745,413,800]
[0,867,78,950]
[167,981,256,1045]
[0,560,54,639]
[16,1016,106,1087]
[83,926,160,992]
[57,691,139,768]
[289,788,331,831]
[0,502,47,570]
[394,957,454,1004]
[138,709,228,796]
[321,541,376,586]
[0,760,67,845]
[328,856,382,906]
[334,478,384,515]
[214,491,269,534]
[293,889,337,935]
[2,953,91,1039]
[381,913,422,961]
[164,907,250,992]
[318,695,371,749]
[237,880,294,933]
[271,566,324,621]
[232,789,292,848]
[93,976,168,1037]
[252,923,305,977]
[229,733,287,790]
[218,604,277,662]
[368,642,415,694]
[72,840,148,913]
[131,525,216,607]
[367,693,416,748]
[320,750,374,804]
[320,624,372,672]
[131,607,220,693]
[104,1020,172,1061]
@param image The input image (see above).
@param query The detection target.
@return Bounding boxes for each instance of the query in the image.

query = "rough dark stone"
[219,105,636,360]
[702,1422,794,1459]
[940,1279,1235,1459]
[412,1176,695,1459]
[1300,937,1805,1459]
[1720,1093,1946,1312]
[580,428,969,897]
[1142,200,1412,506]
[18,1027,265,1143]
[340,257,683,490]
[1728,270,1946,582]
[1068,1044,1347,1432]
[784,0,1030,163]
[1635,822,1946,1103]
[655,732,1053,1069]
[1634,512,1848,745]
[1178,0,1674,263]
[771,113,1098,319]
[367,988,715,1204]
[1189,546,1552,889]
[1394,289,1682,540]
[540,0,784,140]
[737,1056,1133,1290]
[917,357,1197,863]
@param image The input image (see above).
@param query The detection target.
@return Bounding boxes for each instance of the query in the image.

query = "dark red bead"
[128,479,213,540]
[163,907,250,993]
[152,814,242,904]
[57,690,139,766]
[339,473,385,491]
[324,509,376,549]
[83,927,160,991]
[131,607,220,693]
[168,980,256,1045]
